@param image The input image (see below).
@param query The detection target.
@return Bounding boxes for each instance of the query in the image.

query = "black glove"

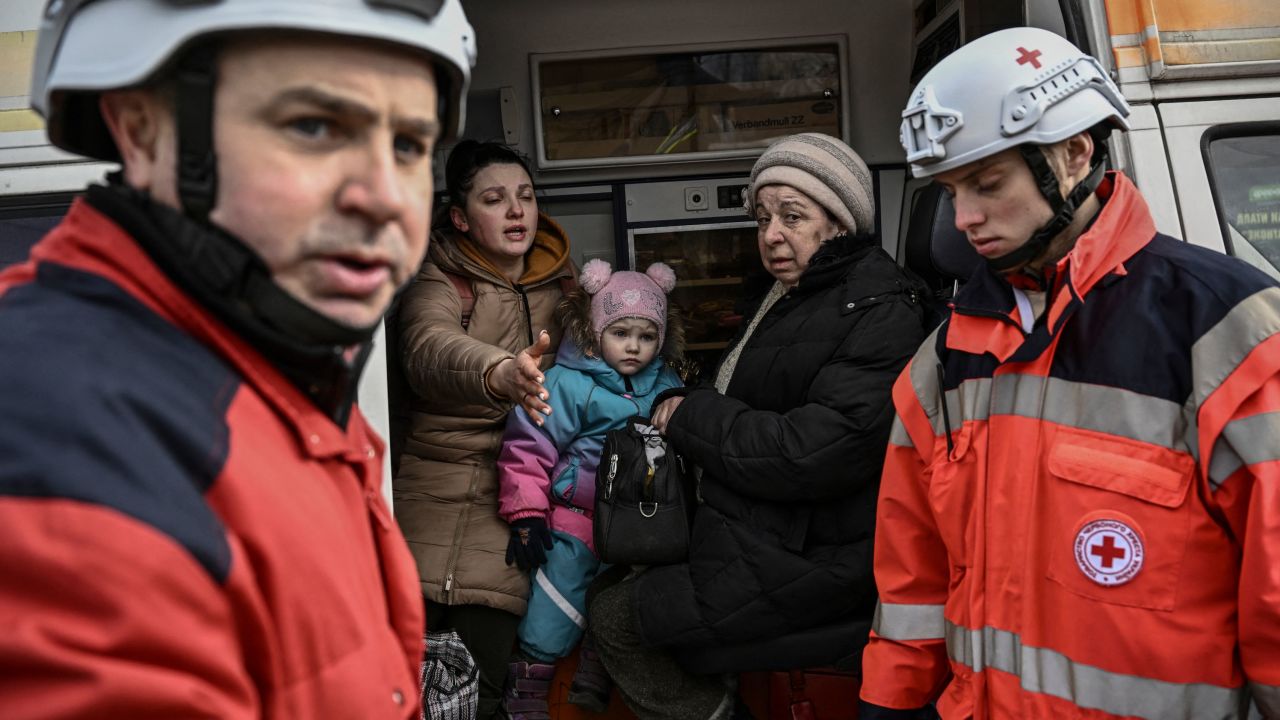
[505,517,554,571]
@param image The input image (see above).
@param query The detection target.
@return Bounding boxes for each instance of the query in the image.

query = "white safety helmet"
[901,27,1130,179]
[31,0,477,161]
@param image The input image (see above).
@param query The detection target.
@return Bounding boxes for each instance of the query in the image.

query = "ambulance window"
[533,41,845,169]
[1205,129,1280,274]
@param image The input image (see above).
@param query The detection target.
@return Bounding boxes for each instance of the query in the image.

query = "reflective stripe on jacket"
[861,173,1280,720]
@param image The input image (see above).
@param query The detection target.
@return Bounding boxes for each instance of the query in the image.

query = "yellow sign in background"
[0,30,44,133]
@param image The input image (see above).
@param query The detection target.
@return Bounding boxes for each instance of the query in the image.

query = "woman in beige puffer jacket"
[393,141,575,720]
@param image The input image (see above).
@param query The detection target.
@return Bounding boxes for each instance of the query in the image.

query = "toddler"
[496,260,684,718]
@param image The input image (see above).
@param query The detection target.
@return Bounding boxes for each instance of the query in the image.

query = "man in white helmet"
[860,27,1280,720]
[0,1,475,717]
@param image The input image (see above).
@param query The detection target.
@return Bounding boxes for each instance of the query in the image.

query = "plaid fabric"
[421,630,479,720]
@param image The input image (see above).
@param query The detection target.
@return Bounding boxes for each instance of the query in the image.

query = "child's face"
[600,318,660,376]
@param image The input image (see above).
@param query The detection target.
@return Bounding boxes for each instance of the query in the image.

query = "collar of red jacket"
[21,198,377,462]
[945,171,1157,361]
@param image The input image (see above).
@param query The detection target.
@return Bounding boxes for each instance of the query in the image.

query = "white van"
[1,1,1276,715]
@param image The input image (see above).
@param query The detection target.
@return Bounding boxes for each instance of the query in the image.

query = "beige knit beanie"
[746,133,875,234]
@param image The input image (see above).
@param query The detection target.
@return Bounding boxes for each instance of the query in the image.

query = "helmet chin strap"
[168,42,378,350]
[175,43,218,225]
[986,145,1107,274]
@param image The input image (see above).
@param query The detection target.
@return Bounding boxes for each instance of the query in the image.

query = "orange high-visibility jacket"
[860,173,1280,720]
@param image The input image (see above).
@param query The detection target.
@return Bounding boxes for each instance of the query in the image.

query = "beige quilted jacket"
[393,212,574,614]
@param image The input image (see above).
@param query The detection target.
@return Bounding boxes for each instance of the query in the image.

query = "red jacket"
[861,174,1280,719]
[0,196,424,718]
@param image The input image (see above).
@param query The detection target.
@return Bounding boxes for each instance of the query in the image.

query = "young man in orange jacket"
[860,27,1280,720]
[0,1,474,717]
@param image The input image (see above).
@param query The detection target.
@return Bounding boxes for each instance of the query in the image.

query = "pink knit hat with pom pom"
[580,259,677,350]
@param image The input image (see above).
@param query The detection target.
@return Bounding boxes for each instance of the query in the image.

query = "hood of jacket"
[428,211,572,287]
[552,340,668,397]
[736,232,881,310]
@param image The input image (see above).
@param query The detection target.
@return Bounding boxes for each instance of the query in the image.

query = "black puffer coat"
[634,234,926,648]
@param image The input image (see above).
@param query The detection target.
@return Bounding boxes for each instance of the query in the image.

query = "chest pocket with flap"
[1044,427,1195,612]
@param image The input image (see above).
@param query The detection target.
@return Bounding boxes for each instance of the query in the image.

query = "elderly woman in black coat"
[587,133,927,720]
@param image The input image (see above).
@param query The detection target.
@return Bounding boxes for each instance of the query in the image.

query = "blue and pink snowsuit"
[497,342,681,661]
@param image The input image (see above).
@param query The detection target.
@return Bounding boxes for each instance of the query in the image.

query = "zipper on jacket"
[936,362,955,456]
[442,466,480,602]
[514,283,534,346]
[606,453,618,498]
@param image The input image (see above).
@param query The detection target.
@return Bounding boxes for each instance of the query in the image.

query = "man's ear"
[99,89,168,192]
[1064,131,1095,181]
[450,205,469,233]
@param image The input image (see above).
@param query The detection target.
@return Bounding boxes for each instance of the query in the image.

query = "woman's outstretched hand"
[488,330,554,425]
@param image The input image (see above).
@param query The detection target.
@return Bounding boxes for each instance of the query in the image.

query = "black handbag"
[594,417,695,565]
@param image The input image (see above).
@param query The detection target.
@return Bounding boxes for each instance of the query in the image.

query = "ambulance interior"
[422,0,1076,382]
[4,0,1279,364]
[1,0,1279,716]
